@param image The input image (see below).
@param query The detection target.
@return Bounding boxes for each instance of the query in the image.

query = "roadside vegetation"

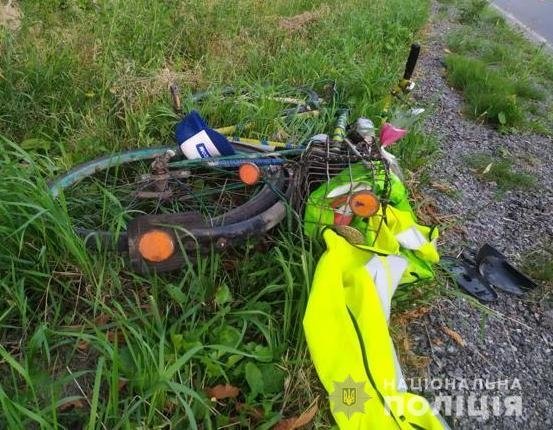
[465,152,536,192]
[439,0,553,133]
[0,0,432,428]
[522,246,553,285]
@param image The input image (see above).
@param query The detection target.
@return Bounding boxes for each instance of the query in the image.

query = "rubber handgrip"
[403,43,421,80]
[331,109,349,143]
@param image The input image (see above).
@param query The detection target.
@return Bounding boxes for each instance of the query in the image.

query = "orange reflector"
[238,162,261,185]
[349,191,380,217]
[138,229,175,263]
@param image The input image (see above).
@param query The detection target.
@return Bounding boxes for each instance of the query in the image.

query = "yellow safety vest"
[303,163,439,284]
[303,229,448,430]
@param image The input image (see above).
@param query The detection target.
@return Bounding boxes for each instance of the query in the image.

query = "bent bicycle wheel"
[49,143,292,273]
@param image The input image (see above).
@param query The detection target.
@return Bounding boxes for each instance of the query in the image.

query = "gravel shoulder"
[403,3,553,429]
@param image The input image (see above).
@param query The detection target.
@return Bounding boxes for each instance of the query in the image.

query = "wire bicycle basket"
[293,118,393,246]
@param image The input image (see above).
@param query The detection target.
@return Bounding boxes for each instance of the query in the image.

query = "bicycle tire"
[127,168,295,273]
[49,143,291,257]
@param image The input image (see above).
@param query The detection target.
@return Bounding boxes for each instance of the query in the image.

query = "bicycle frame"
[171,85,322,150]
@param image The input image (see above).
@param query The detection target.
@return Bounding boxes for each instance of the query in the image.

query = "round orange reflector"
[138,229,175,263]
[349,191,380,217]
[238,162,261,185]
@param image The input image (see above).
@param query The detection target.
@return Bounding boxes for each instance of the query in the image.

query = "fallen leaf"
[94,313,110,326]
[163,399,177,414]
[441,326,466,347]
[106,330,125,344]
[76,339,89,351]
[205,384,240,400]
[394,306,431,325]
[273,399,318,430]
[222,258,239,271]
[58,397,86,412]
[273,418,298,430]
[482,163,493,175]
[293,401,319,427]
[432,338,444,346]
[118,378,129,391]
[430,182,454,193]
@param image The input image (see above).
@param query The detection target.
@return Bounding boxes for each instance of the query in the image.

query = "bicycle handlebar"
[403,43,421,80]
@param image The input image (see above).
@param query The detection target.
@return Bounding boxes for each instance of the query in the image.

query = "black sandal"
[441,256,498,302]
[475,244,538,296]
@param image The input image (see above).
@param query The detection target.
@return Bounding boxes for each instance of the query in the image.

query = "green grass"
[445,54,524,126]
[0,0,433,428]
[390,129,439,173]
[522,246,553,285]
[0,142,318,427]
[0,0,430,164]
[443,1,553,133]
[458,0,489,24]
[465,153,536,191]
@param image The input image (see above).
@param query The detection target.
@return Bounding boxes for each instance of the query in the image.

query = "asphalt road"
[493,0,553,47]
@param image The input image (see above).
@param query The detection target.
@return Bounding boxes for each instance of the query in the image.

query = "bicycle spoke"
[63,158,264,231]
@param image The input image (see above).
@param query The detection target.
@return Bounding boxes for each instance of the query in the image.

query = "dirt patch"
[0,1,21,31]
[278,6,329,32]
[110,65,205,105]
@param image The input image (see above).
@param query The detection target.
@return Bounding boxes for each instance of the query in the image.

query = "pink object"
[334,212,353,226]
[330,198,353,226]
[379,123,407,147]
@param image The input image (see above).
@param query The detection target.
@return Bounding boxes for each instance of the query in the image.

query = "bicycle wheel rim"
[50,144,288,249]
